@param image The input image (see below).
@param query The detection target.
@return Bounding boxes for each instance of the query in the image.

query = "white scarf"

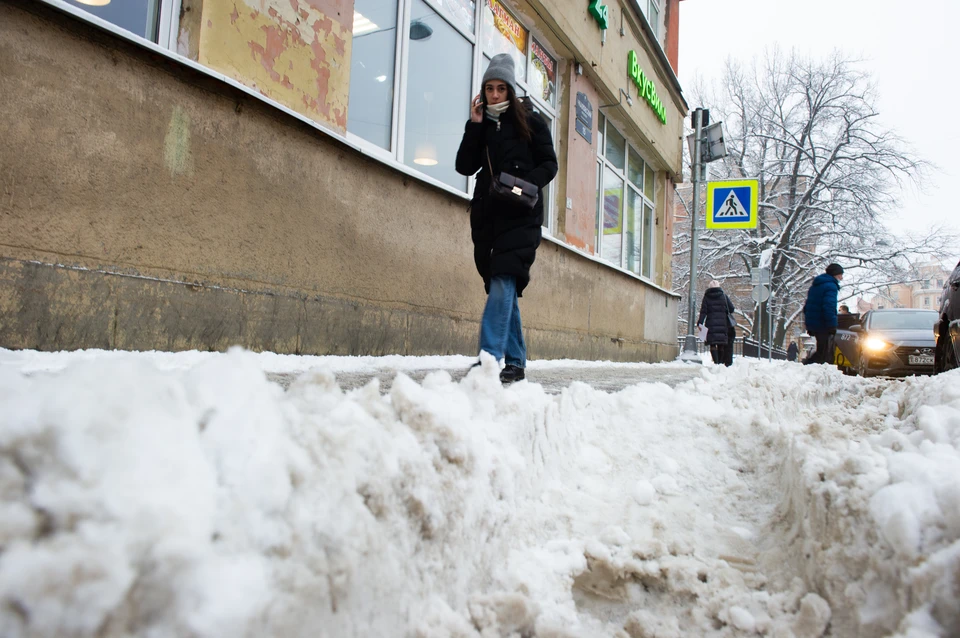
[485,101,510,120]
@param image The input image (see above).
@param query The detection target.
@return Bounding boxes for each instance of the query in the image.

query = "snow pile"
[686,364,960,637]
[1,349,958,637]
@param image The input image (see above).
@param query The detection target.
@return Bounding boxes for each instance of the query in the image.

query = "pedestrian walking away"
[697,280,736,367]
[787,340,799,362]
[455,53,558,384]
[802,263,843,365]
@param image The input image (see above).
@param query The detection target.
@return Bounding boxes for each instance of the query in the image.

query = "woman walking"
[455,54,558,383]
[697,280,735,367]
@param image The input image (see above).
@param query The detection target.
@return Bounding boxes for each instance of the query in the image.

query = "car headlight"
[864,336,893,352]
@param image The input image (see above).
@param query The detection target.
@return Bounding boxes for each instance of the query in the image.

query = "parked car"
[934,259,960,374]
[834,309,939,378]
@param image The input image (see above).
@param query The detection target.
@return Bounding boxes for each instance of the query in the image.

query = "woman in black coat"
[787,341,799,362]
[697,280,735,367]
[455,53,558,383]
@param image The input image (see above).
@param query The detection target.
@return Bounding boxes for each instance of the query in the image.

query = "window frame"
[345,0,559,230]
[346,0,406,156]
[647,0,661,40]
[595,114,657,280]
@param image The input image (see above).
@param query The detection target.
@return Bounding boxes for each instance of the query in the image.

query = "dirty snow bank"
[0,349,958,637]
[687,363,960,637]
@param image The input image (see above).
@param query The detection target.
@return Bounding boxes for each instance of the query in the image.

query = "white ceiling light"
[375,75,387,83]
[76,0,111,5]
[413,143,438,166]
[353,11,379,36]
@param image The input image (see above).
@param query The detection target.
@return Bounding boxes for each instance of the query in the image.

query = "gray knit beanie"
[482,53,517,94]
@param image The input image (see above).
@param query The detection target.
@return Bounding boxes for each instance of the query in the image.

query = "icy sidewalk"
[0,349,958,637]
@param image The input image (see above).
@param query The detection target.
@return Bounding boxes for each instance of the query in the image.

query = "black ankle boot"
[499,364,525,383]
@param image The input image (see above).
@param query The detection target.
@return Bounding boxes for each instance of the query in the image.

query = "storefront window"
[601,167,624,266]
[597,118,656,278]
[64,0,160,40]
[597,113,606,155]
[642,202,655,278]
[348,0,399,151]
[626,189,642,275]
[539,111,553,224]
[628,147,644,191]
[481,0,527,84]
[529,39,556,107]
[605,125,626,171]
[403,0,472,190]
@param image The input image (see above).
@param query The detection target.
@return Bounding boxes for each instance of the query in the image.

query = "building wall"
[0,0,678,360]
[561,66,601,254]
[196,0,352,132]
[665,0,680,73]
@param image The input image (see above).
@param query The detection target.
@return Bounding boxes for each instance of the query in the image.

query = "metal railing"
[676,337,788,361]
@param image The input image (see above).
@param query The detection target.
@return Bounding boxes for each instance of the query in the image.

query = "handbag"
[728,313,737,328]
[486,148,539,210]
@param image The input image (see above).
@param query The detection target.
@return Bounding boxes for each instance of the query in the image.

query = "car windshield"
[869,311,938,331]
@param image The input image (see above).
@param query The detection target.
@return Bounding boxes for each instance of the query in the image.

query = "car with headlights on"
[845,309,939,378]
[934,259,960,374]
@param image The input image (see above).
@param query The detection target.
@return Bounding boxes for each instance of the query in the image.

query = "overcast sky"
[678,0,959,258]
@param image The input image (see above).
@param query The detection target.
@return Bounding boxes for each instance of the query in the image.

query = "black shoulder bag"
[485,147,539,210]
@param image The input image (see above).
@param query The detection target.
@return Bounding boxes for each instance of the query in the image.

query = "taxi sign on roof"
[706,179,758,229]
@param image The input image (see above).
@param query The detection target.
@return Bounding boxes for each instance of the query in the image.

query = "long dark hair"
[483,85,532,141]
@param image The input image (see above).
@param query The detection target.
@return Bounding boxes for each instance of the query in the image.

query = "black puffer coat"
[455,102,558,295]
[697,287,735,345]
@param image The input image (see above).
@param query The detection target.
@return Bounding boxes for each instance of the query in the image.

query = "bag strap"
[485,147,495,177]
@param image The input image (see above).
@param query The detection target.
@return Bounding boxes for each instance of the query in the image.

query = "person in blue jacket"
[802,263,844,365]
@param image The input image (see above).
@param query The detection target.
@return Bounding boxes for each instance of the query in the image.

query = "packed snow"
[1,347,958,637]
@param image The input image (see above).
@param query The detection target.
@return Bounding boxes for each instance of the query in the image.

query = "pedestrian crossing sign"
[706,179,758,229]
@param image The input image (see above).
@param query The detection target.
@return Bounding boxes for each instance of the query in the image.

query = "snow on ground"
[0,348,958,638]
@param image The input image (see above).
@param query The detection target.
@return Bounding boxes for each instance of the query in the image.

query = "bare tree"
[673,49,955,346]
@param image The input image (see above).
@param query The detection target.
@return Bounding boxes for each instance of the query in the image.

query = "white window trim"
[156,0,181,50]
[424,0,478,43]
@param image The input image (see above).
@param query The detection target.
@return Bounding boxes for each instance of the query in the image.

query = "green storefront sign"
[628,50,666,125]
[589,0,609,30]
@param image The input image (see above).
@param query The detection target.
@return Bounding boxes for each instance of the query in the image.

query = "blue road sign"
[706,180,758,229]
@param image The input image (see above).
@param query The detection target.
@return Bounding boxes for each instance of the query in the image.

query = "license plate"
[908,355,934,365]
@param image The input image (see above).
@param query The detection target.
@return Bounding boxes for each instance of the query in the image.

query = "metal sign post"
[750,267,771,360]
[680,108,705,362]
[769,300,774,361]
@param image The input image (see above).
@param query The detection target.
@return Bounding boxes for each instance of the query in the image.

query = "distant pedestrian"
[802,263,843,365]
[697,280,735,367]
[787,340,799,362]
[456,53,558,383]
[839,304,851,315]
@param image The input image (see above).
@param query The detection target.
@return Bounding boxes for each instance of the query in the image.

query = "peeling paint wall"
[562,67,600,254]
[195,0,352,132]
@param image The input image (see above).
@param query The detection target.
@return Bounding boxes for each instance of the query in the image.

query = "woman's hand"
[470,93,483,123]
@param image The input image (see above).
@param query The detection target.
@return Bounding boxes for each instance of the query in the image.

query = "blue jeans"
[479,275,526,368]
